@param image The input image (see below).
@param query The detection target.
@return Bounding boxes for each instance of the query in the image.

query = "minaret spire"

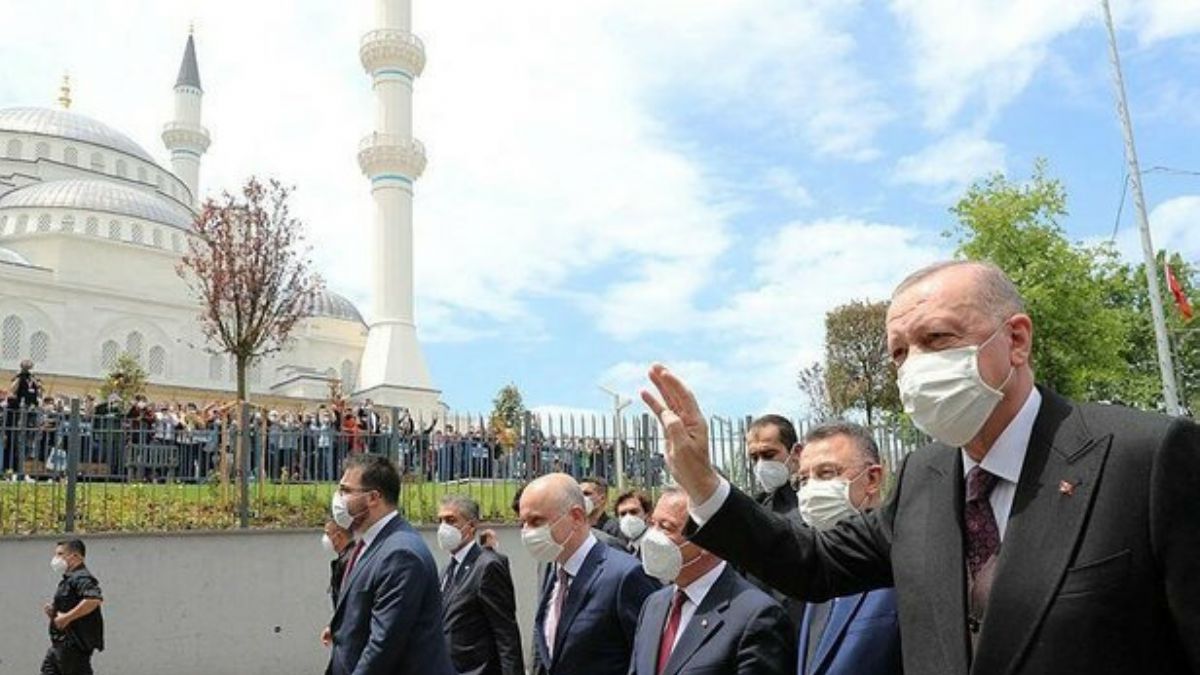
[162,26,211,206]
[57,73,72,110]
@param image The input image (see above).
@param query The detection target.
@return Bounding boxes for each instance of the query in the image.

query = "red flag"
[1165,259,1194,321]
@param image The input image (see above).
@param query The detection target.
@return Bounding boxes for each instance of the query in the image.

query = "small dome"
[0,107,156,164]
[309,290,366,325]
[0,179,194,230]
[0,247,32,267]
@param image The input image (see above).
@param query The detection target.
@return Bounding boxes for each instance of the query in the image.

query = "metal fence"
[0,399,926,535]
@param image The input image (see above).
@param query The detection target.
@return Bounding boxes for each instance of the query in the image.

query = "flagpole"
[1100,0,1183,415]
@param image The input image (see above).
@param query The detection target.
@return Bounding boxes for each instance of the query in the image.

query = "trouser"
[41,643,93,675]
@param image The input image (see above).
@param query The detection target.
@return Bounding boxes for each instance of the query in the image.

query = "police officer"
[43,539,104,675]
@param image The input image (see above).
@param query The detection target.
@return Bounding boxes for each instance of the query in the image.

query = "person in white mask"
[745,415,802,516]
[519,473,658,675]
[614,489,653,556]
[629,488,795,674]
[644,260,1200,675]
[794,422,901,675]
[322,519,354,610]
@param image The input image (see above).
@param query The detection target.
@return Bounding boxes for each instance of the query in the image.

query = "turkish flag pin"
[1059,480,1076,496]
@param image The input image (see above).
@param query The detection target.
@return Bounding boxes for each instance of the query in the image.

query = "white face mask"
[51,556,69,576]
[619,514,647,540]
[798,468,869,531]
[321,534,338,558]
[582,496,596,517]
[897,324,1014,447]
[331,491,356,530]
[437,522,467,553]
[754,459,791,493]
[521,512,571,563]
[639,527,700,583]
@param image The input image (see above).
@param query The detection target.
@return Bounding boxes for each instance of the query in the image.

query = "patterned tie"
[965,466,1001,638]
[657,589,687,675]
[341,539,365,587]
[544,566,571,658]
[442,558,459,592]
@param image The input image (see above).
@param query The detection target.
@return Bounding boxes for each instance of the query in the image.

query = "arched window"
[29,331,49,363]
[125,331,144,364]
[36,214,52,232]
[151,228,163,248]
[15,215,28,234]
[60,214,75,232]
[2,315,24,360]
[108,220,121,240]
[0,215,7,235]
[4,139,21,158]
[208,354,225,381]
[115,159,128,178]
[130,223,144,244]
[137,166,147,182]
[89,152,104,171]
[100,340,119,370]
[35,142,50,159]
[85,217,99,236]
[148,345,166,376]
[171,232,182,252]
[63,146,78,165]
[340,359,356,389]
[324,368,338,380]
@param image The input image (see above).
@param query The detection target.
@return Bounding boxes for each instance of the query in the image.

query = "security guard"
[43,539,104,675]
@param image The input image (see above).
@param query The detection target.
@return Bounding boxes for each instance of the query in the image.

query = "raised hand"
[641,364,719,503]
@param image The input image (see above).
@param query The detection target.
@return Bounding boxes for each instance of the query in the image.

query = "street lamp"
[598,385,631,490]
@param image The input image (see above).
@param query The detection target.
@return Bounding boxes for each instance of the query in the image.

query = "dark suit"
[596,511,623,540]
[329,545,353,610]
[532,539,658,675]
[630,564,796,675]
[688,388,1200,674]
[326,514,455,675]
[796,589,902,675]
[442,543,525,675]
[749,486,805,631]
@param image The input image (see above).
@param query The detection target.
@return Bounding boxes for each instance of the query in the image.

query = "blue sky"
[2,1,1199,418]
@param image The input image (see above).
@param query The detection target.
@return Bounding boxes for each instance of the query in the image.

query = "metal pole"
[239,402,250,528]
[598,386,630,490]
[64,398,81,532]
[1100,0,1182,415]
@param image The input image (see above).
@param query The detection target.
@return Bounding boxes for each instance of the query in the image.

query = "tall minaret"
[162,27,211,206]
[355,0,438,407]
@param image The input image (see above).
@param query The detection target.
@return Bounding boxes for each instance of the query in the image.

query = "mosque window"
[35,142,50,159]
[29,331,49,364]
[63,146,78,165]
[115,159,128,178]
[85,217,99,236]
[89,152,104,171]
[37,214,52,232]
[171,232,182,252]
[325,368,338,380]
[249,363,262,386]
[130,223,145,244]
[208,354,224,381]
[100,340,119,370]
[60,214,75,232]
[15,215,28,234]
[137,166,147,182]
[4,139,20,159]
[125,331,144,364]
[340,359,356,389]
[0,216,7,235]
[152,228,163,248]
[108,221,121,240]
[148,345,166,376]
[2,315,24,360]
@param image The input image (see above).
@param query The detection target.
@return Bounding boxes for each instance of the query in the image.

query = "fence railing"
[0,400,926,535]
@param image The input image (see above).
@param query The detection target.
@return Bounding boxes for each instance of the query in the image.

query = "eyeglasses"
[796,463,872,487]
[336,485,375,496]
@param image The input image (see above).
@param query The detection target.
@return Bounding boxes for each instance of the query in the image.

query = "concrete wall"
[0,524,543,675]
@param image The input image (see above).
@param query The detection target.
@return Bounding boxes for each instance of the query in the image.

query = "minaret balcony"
[360,29,426,78]
[161,122,211,153]
[358,133,426,179]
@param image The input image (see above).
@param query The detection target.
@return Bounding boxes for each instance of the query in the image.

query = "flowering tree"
[178,177,323,402]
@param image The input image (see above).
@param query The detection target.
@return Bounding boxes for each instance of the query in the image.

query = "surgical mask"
[331,491,356,530]
[582,496,596,516]
[521,513,571,563]
[619,514,647,540]
[754,459,791,493]
[897,325,1014,447]
[50,556,68,576]
[639,527,700,583]
[321,534,337,558]
[437,523,466,553]
[798,468,868,531]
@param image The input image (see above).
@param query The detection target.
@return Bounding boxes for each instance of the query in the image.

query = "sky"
[2,0,1199,419]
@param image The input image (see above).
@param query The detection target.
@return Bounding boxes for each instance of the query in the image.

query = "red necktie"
[342,540,365,587]
[657,589,686,675]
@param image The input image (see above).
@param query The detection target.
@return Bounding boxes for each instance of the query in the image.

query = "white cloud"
[1131,0,1200,43]
[763,167,815,209]
[1113,195,1200,262]
[893,134,1007,198]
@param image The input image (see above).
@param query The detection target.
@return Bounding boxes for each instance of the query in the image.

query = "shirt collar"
[359,510,398,550]
[962,387,1042,484]
[677,561,726,606]
[560,532,597,578]
[452,539,477,565]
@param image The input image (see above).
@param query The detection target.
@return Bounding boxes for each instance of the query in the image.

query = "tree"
[489,383,527,450]
[177,177,323,402]
[99,352,147,402]
[796,361,835,421]
[823,300,900,426]
[948,161,1129,400]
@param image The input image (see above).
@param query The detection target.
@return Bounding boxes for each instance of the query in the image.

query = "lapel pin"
[701,619,708,628]
[1059,480,1076,496]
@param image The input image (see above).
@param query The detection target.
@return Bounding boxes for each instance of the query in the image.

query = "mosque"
[0,0,440,412]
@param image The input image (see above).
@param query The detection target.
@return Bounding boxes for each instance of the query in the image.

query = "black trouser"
[41,643,93,675]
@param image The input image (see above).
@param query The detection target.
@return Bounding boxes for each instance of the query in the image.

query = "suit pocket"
[1058,548,1131,597]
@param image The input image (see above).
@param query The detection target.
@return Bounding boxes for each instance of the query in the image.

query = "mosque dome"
[309,290,366,325]
[0,107,157,164]
[0,179,194,230]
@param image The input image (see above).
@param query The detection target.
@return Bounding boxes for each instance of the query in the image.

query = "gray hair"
[439,494,481,523]
[803,420,881,465]
[893,260,1025,321]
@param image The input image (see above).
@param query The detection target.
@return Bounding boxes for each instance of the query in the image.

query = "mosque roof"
[0,247,32,267]
[176,34,203,91]
[0,107,157,164]
[0,179,194,230]
[309,290,366,325]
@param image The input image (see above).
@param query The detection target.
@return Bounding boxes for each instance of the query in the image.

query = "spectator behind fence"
[43,538,104,675]
[644,260,1200,675]
[437,495,525,675]
[794,422,900,675]
[321,520,355,611]
[614,489,652,556]
[522,473,658,675]
[323,454,454,675]
[630,488,795,675]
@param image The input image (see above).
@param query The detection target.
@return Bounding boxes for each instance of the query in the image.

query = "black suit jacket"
[441,543,525,675]
[688,388,1200,674]
[748,486,805,631]
[629,564,796,675]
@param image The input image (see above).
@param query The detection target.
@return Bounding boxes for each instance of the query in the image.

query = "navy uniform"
[43,565,104,675]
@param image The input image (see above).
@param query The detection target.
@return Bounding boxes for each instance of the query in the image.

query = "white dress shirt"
[452,539,477,566]
[545,533,598,656]
[670,561,727,651]
[961,387,1041,541]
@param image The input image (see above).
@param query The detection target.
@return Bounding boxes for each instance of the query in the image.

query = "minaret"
[355,0,438,408]
[162,26,211,206]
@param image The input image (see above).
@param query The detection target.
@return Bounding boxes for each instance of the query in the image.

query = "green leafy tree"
[823,300,900,426]
[99,352,147,402]
[489,384,527,450]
